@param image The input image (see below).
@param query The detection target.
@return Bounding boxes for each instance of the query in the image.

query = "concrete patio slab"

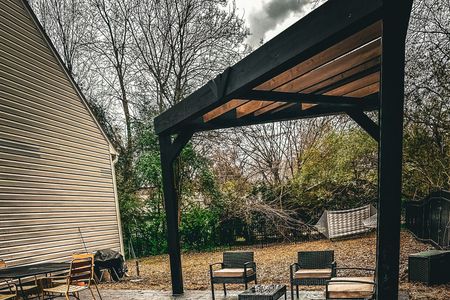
[79,289,323,299]
[78,289,409,300]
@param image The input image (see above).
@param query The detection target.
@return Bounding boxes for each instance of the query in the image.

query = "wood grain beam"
[203,99,247,122]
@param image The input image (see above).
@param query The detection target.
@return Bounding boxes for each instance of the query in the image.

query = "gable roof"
[20,0,117,155]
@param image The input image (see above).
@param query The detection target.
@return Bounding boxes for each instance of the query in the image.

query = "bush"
[180,204,220,251]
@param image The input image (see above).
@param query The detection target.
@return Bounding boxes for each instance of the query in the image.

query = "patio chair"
[41,253,99,300]
[325,267,376,299]
[209,251,257,300]
[0,280,16,300]
[290,250,336,299]
[0,259,40,300]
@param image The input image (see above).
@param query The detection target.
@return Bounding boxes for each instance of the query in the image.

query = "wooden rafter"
[203,99,247,122]
[255,21,382,91]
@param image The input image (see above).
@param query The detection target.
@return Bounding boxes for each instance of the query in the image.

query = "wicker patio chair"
[325,267,376,299]
[41,253,99,300]
[0,259,40,300]
[290,250,336,299]
[209,251,257,300]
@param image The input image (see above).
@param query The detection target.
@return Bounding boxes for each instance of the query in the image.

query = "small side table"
[239,284,287,300]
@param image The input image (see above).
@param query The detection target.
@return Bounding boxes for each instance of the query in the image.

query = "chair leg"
[296,285,299,298]
[211,282,215,300]
[245,282,248,290]
[93,279,103,300]
[88,287,97,300]
[223,283,226,296]
[291,283,294,300]
[65,292,70,300]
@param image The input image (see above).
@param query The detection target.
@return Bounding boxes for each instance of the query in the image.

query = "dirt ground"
[103,230,450,299]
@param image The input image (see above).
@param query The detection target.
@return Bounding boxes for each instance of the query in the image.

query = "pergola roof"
[155,0,414,298]
[154,0,382,136]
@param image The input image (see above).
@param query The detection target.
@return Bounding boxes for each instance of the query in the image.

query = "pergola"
[154,0,413,298]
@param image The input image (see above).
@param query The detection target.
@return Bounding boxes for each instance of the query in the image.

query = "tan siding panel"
[0,124,109,157]
[0,171,112,186]
[0,167,112,184]
[0,159,112,180]
[0,131,110,161]
[0,116,108,152]
[0,152,111,174]
[0,0,122,267]
[0,85,101,124]
[0,98,106,143]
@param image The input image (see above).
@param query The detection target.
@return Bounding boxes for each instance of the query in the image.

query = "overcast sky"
[235,0,323,48]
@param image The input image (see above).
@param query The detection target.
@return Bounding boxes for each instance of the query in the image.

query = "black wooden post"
[159,132,193,295]
[376,1,412,299]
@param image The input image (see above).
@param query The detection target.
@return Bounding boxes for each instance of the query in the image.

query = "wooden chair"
[41,253,99,300]
[209,251,257,300]
[0,259,40,300]
[290,250,336,299]
[325,267,376,299]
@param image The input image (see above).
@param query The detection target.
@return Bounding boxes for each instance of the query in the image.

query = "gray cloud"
[247,0,312,47]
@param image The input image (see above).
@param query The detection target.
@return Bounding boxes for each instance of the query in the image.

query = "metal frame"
[155,0,413,298]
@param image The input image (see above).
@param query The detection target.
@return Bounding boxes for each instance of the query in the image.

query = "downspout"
[110,150,125,256]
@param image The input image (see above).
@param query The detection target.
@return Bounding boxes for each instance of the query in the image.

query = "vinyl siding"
[0,0,122,266]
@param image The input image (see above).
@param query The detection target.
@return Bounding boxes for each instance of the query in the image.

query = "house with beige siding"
[0,0,124,266]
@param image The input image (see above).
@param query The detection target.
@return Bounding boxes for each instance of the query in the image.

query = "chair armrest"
[290,263,300,280]
[1,282,17,295]
[209,262,223,277]
[243,261,256,277]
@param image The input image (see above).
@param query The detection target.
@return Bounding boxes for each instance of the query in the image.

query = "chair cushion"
[294,268,332,279]
[327,277,375,299]
[213,268,254,277]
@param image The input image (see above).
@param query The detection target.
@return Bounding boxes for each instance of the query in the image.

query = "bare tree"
[129,0,249,113]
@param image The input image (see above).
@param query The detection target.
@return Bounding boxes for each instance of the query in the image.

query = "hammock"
[315,205,377,239]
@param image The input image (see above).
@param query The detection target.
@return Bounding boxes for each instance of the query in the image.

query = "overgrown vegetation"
[32,0,450,257]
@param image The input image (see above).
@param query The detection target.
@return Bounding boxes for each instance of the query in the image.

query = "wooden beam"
[376,1,413,299]
[302,57,381,94]
[255,20,382,91]
[324,72,380,96]
[189,94,379,132]
[346,110,380,142]
[203,99,247,122]
[345,82,380,97]
[159,134,190,296]
[241,90,364,107]
[276,38,381,93]
[254,61,380,116]
[154,0,383,134]
[236,101,273,118]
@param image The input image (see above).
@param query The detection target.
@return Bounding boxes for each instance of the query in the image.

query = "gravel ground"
[101,230,449,299]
